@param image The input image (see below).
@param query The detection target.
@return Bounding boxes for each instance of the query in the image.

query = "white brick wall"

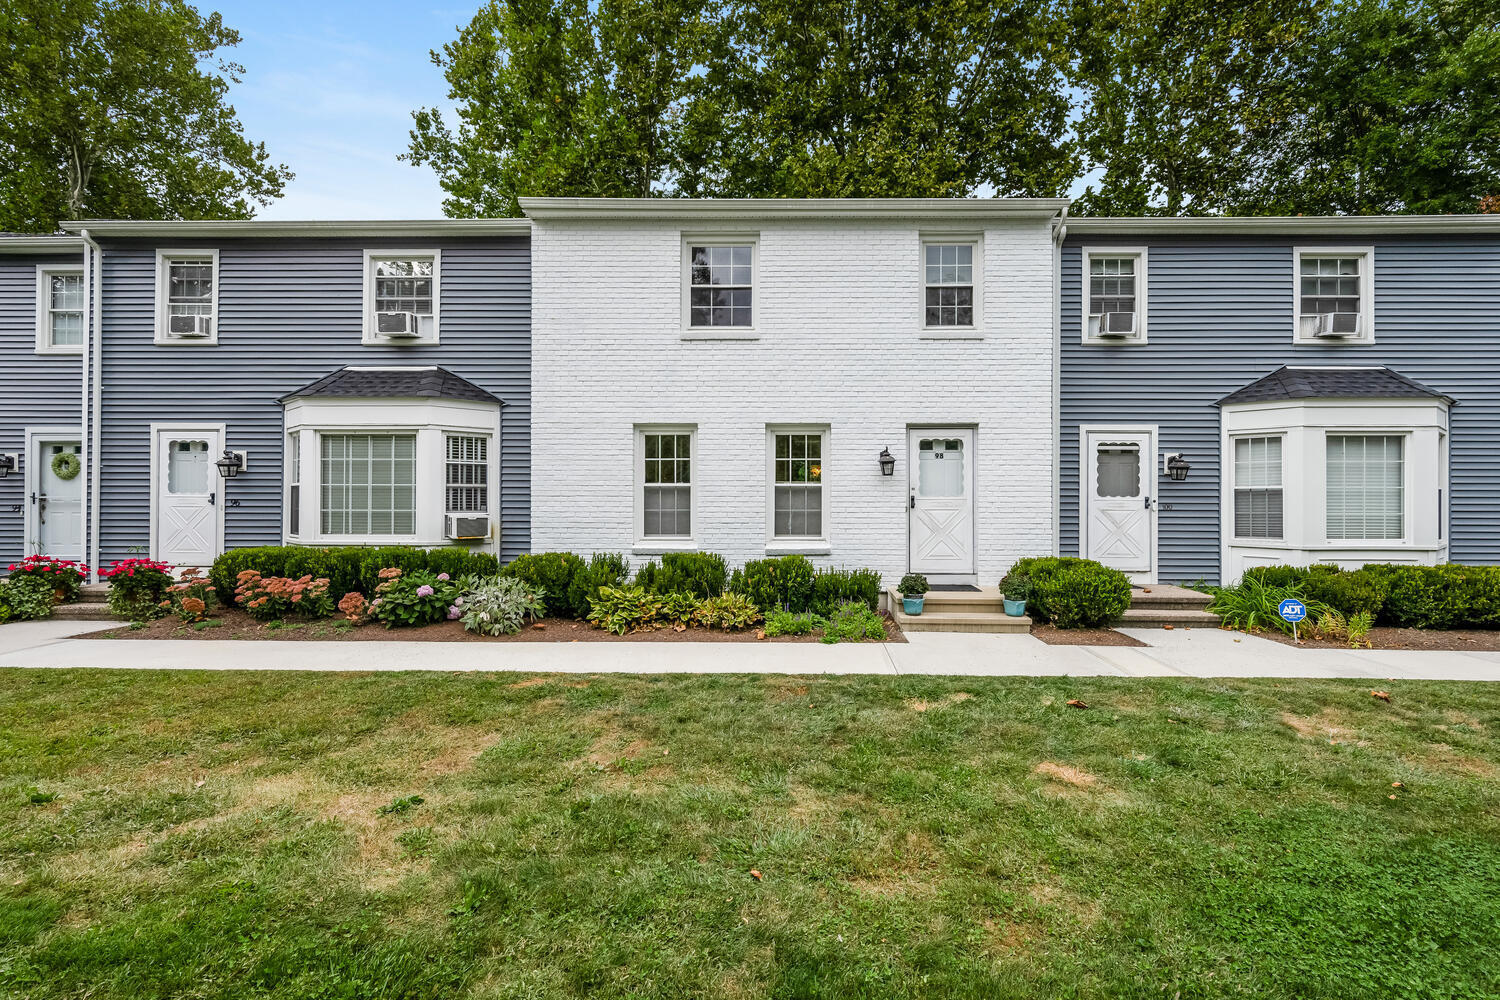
[531,214,1058,587]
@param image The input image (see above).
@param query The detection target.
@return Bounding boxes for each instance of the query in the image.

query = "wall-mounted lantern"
[215,450,247,480]
[878,447,896,477]
[1164,452,1191,482]
[0,454,15,479]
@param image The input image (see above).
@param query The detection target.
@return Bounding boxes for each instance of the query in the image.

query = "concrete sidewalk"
[3,619,1499,680]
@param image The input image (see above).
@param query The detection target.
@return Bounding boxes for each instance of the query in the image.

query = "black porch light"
[0,454,13,479]
[215,449,245,480]
[1165,452,1191,482]
[878,447,896,477]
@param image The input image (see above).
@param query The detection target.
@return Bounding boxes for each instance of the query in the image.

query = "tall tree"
[406,0,713,217]
[0,0,291,233]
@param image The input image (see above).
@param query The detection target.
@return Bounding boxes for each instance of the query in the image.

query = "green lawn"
[2,669,1498,1000]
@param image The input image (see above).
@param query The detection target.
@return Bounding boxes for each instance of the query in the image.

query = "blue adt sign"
[1278,598,1308,623]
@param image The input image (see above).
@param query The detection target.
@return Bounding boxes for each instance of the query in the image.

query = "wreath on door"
[51,452,81,481]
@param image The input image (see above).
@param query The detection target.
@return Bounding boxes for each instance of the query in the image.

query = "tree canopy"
[0,0,292,233]
[412,0,1500,216]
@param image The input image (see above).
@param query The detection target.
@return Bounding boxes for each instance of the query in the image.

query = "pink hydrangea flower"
[436,573,450,581]
[416,584,435,597]
[447,605,461,620]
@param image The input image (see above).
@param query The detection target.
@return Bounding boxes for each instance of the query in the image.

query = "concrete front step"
[1118,607,1221,629]
[52,602,123,621]
[887,588,1032,634]
[1130,584,1213,611]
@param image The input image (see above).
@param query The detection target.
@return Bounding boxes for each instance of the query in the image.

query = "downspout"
[79,229,102,585]
[1050,206,1068,558]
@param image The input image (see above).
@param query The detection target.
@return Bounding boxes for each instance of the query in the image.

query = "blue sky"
[216,1,469,219]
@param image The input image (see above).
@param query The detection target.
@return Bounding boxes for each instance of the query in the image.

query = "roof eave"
[520,197,1070,222]
[61,219,531,238]
[0,236,84,254]
[1069,215,1500,236]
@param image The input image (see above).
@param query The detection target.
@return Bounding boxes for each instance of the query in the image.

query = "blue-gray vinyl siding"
[0,252,84,567]
[96,236,530,565]
[1060,233,1500,582]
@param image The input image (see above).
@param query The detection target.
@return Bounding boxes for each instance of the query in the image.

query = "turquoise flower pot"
[902,596,924,615]
[1003,598,1028,617]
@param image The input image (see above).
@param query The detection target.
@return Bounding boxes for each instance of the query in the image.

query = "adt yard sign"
[1279,598,1308,640]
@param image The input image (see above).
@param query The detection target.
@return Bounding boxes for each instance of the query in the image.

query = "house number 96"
[227,499,241,508]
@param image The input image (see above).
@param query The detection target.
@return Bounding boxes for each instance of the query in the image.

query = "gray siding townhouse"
[59,220,532,573]
[0,235,87,567]
[1059,216,1500,584]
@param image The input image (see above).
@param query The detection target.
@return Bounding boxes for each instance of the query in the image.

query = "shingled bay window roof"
[278,366,501,405]
[1217,366,1454,407]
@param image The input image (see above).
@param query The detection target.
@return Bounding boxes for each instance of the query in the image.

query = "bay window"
[1326,435,1404,540]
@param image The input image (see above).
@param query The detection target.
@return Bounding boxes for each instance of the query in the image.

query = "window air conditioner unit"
[376,311,421,338]
[1313,312,1361,338]
[1096,311,1136,337]
[445,514,490,540]
[169,314,214,337]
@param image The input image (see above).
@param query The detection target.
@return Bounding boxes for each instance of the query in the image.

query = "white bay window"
[1325,435,1403,540]
[320,433,416,535]
[1232,436,1283,540]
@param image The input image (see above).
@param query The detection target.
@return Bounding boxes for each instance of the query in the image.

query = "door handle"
[208,492,216,506]
[35,493,47,522]
[909,493,916,510]
[1143,496,1152,510]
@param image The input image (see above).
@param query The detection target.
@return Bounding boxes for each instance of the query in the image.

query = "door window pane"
[167,440,210,494]
[1095,445,1140,498]
[917,438,965,497]
[319,434,416,535]
[1326,435,1403,540]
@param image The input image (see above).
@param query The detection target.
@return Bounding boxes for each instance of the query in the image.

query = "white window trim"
[153,249,220,346]
[1229,433,1285,542]
[285,431,301,539]
[1080,246,1148,346]
[1292,246,1375,345]
[765,424,831,555]
[680,235,759,340]
[919,234,984,340]
[633,424,698,552]
[1322,428,1409,545]
[443,432,491,515]
[34,265,85,355]
[361,248,442,345]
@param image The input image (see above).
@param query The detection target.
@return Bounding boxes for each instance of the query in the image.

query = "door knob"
[208,492,216,506]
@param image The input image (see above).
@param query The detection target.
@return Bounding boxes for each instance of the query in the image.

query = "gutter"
[1050,206,1068,557]
[61,218,531,239]
[79,229,102,585]
[520,196,1072,221]
[1066,214,1500,236]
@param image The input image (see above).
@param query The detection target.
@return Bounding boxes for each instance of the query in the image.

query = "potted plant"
[1001,572,1031,617]
[898,573,928,615]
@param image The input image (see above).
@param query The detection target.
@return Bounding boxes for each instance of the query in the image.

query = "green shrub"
[503,552,586,618]
[819,602,888,643]
[659,592,701,627]
[1005,557,1130,627]
[565,553,629,619]
[0,574,55,622]
[763,608,817,637]
[1381,564,1500,629]
[587,585,662,635]
[635,552,728,598]
[1303,568,1388,619]
[210,545,500,602]
[101,558,174,620]
[897,573,928,597]
[1000,572,1031,602]
[456,576,546,636]
[810,567,881,616]
[730,555,816,612]
[695,592,762,631]
[371,569,459,628]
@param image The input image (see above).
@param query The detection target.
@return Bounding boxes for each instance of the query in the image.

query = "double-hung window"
[445,434,488,514]
[36,266,84,353]
[771,430,825,539]
[1295,248,1372,343]
[1326,434,1403,540]
[923,243,975,328]
[155,250,218,344]
[685,242,753,330]
[640,429,693,539]
[1233,436,1283,539]
[287,433,301,537]
[319,433,416,536]
[1082,248,1146,343]
[365,251,439,343]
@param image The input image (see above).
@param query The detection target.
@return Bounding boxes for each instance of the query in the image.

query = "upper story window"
[923,243,974,327]
[1326,434,1403,540]
[154,250,218,345]
[1082,248,1146,344]
[36,266,84,354]
[1295,248,1373,344]
[364,250,440,344]
[1233,435,1283,539]
[682,238,755,336]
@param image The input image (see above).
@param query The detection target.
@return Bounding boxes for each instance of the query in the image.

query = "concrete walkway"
[3,619,1499,680]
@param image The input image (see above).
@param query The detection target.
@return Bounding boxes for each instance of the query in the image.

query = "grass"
[1,669,1498,999]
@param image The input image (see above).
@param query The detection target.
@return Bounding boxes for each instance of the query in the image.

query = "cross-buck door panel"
[1084,429,1155,578]
[154,428,223,567]
[908,429,976,577]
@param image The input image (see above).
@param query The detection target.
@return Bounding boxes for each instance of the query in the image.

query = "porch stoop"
[1119,584,1220,629]
[51,583,122,622]
[887,586,1032,634]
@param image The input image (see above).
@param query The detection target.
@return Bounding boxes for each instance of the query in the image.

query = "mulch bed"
[1252,626,1500,651]
[86,607,906,644]
[1030,625,1147,647]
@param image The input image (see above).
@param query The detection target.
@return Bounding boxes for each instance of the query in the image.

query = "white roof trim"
[0,236,83,254]
[61,219,530,238]
[1068,215,1500,235]
[520,197,1070,221]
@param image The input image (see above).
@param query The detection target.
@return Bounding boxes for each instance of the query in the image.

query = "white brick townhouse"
[524,198,1067,585]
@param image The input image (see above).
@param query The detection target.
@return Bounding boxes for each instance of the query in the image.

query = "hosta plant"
[587,585,662,635]
[456,576,546,636]
[695,592,762,631]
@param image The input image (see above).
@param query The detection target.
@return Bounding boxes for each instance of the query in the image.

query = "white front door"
[32,439,83,560]
[153,427,223,567]
[909,428,976,579]
[1083,428,1155,579]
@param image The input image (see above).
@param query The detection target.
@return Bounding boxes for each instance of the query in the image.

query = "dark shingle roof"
[1217,366,1455,406]
[278,366,501,404]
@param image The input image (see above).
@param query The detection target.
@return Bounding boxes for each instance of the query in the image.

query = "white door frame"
[149,422,227,566]
[23,425,84,560]
[1079,423,1158,583]
[907,425,978,583]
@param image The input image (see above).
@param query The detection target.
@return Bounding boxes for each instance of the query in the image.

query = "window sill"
[361,337,441,347]
[153,337,219,347]
[1081,338,1148,347]
[1291,337,1375,347]
[919,329,984,341]
[765,542,831,556]
[633,541,699,555]
[34,345,84,356]
[680,330,759,341]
